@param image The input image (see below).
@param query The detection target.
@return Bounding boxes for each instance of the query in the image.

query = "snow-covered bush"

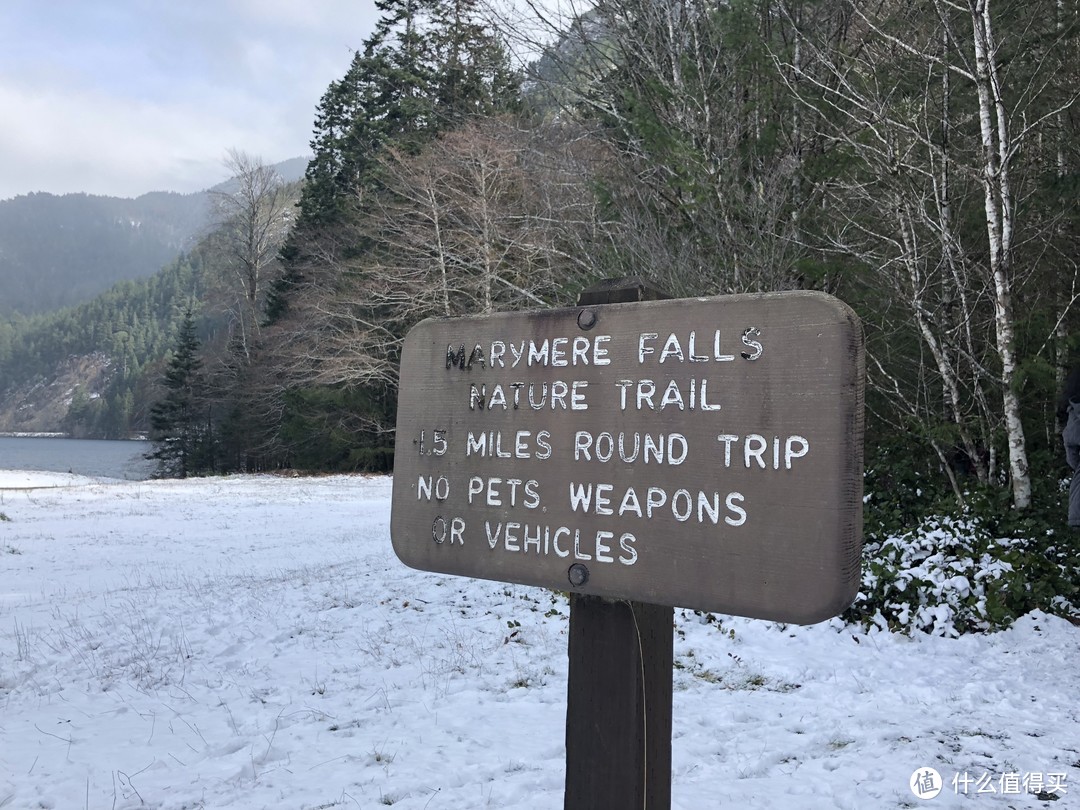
[844,515,1079,637]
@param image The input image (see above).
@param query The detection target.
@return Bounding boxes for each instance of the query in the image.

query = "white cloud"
[0,0,380,201]
[0,80,262,198]
[230,0,371,34]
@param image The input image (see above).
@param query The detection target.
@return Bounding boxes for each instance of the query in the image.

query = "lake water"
[0,436,154,480]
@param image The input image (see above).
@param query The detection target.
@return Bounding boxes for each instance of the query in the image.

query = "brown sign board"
[390,291,864,624]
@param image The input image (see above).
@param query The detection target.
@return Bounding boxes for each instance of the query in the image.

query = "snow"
[0,469,109,489]
[1,472,1078,809]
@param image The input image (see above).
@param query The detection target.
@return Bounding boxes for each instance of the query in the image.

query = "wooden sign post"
[390,278,865,809]
[564,279,673,810]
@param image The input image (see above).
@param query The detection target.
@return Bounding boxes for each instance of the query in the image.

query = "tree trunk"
[969,0,1031,508]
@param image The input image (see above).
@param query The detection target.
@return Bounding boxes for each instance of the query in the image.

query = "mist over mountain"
[0,191,208,317]
[0,157,307,438]
[0,158,308,318]
[206,156,309,196]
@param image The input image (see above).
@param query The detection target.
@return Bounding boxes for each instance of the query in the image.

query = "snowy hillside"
[0,473,1077,809]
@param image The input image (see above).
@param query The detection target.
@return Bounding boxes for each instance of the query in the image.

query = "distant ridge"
[0,157,309,318]
[207,156,309,192]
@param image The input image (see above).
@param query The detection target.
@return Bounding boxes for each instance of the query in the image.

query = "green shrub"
[845,509,1079,636]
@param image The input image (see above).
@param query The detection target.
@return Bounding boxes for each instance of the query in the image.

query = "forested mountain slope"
[0,157,303,438]
[0,158,309,319]
[0,250,210,436]
[0,191,209,317]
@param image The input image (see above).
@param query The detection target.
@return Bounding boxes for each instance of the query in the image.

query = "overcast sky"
[0,0,379,201]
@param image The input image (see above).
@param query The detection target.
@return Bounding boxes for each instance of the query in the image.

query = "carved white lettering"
[488,385,507,410]
[417,429,447,455]
[659,379,684,410]
[725,493,747,526]
[715,434,811,468]
[687,331,708,362]
[523,523,543,553]
[573,531,592,560]
[593,335,612,365]
[450,336,610,368]
[468,476,541,508]
[594,483,614,516]
[450,517,465,544]
[615,486,639,517]
[417,475,450,502]
[634,330,764,364]
[551,337,568,367]
[504,522,521,551]
[637,379,656,410]
[572,336,590,365]
[638,333,658,363]
[569,482,742,525]
[671,489,693,522]
[528,340,550,366]
[595,530,614,562]
[482,522,636,564]
[615,378,720,411]
[746,434,768,469]
[786,436,809,467]
[573,432,687,465]
[433,516,465,544]
[595,432,613,462]
[472,382,589,411]
[553,527,570,557]
[741,327,763,360]
[713,331,735,362]
[535,431,553,460]
[550,380,568,409]
[659,333,684,363]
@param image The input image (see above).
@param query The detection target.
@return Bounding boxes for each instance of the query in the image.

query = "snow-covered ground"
[0,472,1077,809]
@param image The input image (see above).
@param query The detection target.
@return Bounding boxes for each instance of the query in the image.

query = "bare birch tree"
[498,0,813,295]
[209,150,296,362]
[778,0,1079,508]
[272,117,604,430]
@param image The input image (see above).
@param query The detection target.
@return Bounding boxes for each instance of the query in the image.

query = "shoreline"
[0,432,149,440]
[0,469,116,489]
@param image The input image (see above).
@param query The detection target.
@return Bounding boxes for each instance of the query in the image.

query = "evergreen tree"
[0,250,209,438]
[146,308,212,478]
[259,1,523,468]
[288,0,520,238]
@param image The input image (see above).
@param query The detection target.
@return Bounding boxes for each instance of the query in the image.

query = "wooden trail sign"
[391,288,864,624]
[391,280,864,810]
